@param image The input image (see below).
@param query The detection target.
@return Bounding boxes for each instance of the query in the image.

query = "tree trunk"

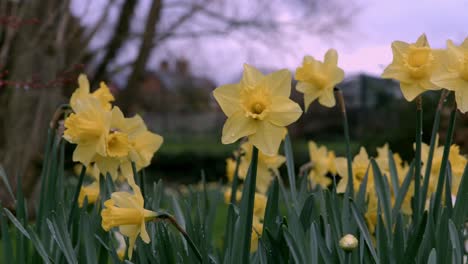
[92,0,137,84]
[118,0,162,114]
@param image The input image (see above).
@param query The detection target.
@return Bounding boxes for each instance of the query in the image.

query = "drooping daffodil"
[101,183,157,259]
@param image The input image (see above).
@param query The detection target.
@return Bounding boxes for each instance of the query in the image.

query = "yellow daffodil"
[78,182,99,207]
[232,141,286,193]
[382,34,442,101]
[101,183,157,259]
[63,99,111,165]
[213,64,302,156]
[432,38,468,113]
[295,49,345,110]
[70,74,114,111]
[307,141,337,188]
[335,147,372,193]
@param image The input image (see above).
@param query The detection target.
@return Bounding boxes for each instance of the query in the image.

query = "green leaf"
[350,202,379,262]
[387,149,400,197]
[26,226,51,264]
[433,107,456,217]
[299,194,315,232]
[263,178,279,234]
[3,209,30,239]
[235,146,259,263]
[453,163,468,227]
[284,134,297,202]
[392,214,405,262]
[427,249,437,264]
[0,166,14,200]
[371,159,392,238]
[46,217,78,264]
[1,205,14,263]
[392,162,414,221]
[448,220,462,264]
[282,226,305,264]
[403,211,427,262]
[376,214,390,264]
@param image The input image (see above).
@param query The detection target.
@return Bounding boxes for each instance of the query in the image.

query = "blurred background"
[0,0,467,209]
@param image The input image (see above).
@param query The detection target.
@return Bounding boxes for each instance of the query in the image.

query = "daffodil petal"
[241,64,263,87]
[266,97,302,126]
[221,111,256,144]
[324,49,338,67]
[318,90,336,107]
[455,88,468,113]
[399,82,426,101]
[139,221,150,243]
[265,69,291,97]
[213,84,242,116]
[249,122,285,156]
[73,144,96,164]
[296,82,321,111]
[111,191,136,208]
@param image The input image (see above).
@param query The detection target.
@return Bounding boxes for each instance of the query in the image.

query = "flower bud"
[339,234,358,251]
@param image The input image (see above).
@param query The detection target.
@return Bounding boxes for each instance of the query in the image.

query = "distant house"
[339,73,402,110]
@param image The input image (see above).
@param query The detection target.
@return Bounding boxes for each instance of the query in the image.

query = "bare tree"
[96,0,357,112]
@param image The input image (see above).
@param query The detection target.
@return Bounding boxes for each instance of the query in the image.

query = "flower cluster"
[306,141,337,188]
[383,34,468,112]
[63,74,163,259]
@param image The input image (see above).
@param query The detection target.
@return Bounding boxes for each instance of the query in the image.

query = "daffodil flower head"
[63,99,111,165]
[101,184,157,259]
[295,49,345,110]
[70,74,114,111]
[382,34,441,101]
[432,38,468,113]
[213,64,302,156]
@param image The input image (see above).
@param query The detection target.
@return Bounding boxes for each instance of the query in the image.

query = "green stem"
[36,128,54,234]
[413,96,423,223]
[335,88,354,197]
[420,90,448,213]
[67,165,86,230]
[240,146,259,263]
[433,103,457,217]
[155,213,203,263]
